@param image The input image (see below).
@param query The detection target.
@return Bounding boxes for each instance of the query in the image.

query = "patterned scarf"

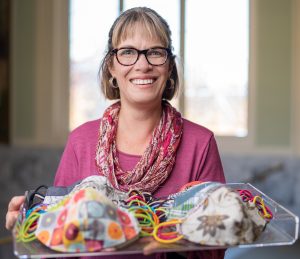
[95,101,183,193]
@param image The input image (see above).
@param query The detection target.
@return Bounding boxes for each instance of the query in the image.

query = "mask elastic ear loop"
[252,196,273,220]
[132,212,156,237]
[129,201,160,236]
[238,189,273,221]
[153,219,184,244]
[16,204,47,242]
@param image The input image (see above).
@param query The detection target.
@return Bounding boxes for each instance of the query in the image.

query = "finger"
[5,211,19,230]
[8,196,25,212]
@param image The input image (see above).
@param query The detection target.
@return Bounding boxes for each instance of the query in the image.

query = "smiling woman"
[7,5,226,259]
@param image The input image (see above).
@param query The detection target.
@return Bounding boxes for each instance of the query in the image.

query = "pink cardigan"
[54,118,226,259]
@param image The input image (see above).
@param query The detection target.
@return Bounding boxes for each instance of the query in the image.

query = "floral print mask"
[178,185,267,246]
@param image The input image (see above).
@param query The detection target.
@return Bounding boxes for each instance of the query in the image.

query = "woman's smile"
[130,77,157,88]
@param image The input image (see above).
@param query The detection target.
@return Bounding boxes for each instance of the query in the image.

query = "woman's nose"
[134,53,152,70]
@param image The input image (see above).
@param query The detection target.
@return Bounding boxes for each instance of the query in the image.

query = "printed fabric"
[165,182,221,220]
[35,188,140,252]
[44,176,128,206]
[95,101,183,193]
[178,185,267,246]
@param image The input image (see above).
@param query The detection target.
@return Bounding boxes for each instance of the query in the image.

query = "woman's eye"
[148,49,164,57]
[119,49,135,56]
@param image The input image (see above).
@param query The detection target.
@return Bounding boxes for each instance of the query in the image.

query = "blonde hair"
[99,7,180,100]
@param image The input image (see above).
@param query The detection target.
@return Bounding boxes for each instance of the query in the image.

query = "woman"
[6,7,225,259]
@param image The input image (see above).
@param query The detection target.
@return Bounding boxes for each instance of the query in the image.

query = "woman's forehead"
[113,22,167,47]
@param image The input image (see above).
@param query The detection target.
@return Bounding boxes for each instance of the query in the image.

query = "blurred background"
[0,0,299,258]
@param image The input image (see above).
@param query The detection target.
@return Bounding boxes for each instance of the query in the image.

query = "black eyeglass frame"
[111,47,172,66]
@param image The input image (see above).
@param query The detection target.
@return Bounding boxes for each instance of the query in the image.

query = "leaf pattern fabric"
[178,185,267,246]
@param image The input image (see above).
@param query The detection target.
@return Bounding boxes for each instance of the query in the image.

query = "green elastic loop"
[17,212,41,243]
[134,213,156,236]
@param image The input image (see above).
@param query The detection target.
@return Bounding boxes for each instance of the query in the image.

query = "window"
[70,0,249,137]
[185,0,249,137]
[69,0,118,130]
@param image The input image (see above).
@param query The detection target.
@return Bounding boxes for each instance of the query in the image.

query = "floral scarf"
[95,101,183,193]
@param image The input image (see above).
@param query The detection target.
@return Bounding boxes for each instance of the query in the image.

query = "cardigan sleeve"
[54,134,79,187]
[196,134,226,184]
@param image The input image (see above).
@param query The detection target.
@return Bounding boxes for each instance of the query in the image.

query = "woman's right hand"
[5,196,25,230]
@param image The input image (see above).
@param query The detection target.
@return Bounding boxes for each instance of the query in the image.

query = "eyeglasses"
[111,47,171,66]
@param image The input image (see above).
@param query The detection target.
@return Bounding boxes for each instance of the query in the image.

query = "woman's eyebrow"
[117,45,136,49]
[117,45,165,49]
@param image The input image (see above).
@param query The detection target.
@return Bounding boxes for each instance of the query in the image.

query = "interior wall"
[11,0,69,147]
[11,0,36,140]
[255,0,292,147]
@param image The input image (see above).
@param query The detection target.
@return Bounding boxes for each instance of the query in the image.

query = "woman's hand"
[5,196,25,230]
[141,236,172,255]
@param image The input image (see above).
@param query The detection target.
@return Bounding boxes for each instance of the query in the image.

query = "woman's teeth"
[131,79,154,85]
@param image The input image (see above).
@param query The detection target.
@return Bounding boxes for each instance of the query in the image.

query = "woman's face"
[109,24,171,108]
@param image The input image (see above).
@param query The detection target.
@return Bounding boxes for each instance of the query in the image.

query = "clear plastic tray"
[13,183,299,258]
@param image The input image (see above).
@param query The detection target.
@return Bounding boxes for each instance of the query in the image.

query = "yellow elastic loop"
[153,220,184,244]
[252,196,272,219]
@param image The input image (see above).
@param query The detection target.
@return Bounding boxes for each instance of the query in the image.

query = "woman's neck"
[116,103,162,155]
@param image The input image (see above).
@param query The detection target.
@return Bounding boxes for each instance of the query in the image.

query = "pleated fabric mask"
[35,187,140,252]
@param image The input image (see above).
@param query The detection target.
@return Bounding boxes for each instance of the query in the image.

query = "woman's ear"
[108,60,115,77]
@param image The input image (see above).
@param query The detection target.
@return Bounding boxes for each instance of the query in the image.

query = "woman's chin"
[127,95,162,108]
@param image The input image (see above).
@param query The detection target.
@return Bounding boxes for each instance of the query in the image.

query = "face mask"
[154,184,269,246]
[35,187,140,252]
[43,175,128,206]
[179,185,267,245]
[165,182,221,220]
